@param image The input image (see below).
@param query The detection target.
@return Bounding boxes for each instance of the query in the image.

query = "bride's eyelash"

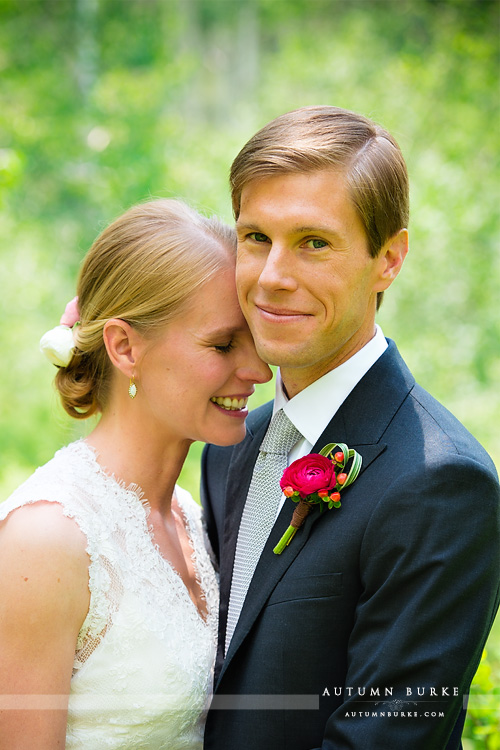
[214,341,235,354]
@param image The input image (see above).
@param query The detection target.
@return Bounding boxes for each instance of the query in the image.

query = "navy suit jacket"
[201,341,500,750]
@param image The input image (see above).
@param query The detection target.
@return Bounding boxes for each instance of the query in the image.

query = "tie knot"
[260,408,302,455]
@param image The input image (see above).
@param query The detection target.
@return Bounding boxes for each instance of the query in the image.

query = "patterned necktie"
[225,408,302,653]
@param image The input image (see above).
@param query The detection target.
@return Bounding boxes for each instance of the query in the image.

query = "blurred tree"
[0,0,498,490]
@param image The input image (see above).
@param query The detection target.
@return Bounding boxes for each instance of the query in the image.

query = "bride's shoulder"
[0,499,88,557]
[0,499,90,658]
[0,499,90,612]
[0,445,91,596]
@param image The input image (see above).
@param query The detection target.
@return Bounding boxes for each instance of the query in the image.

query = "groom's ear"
[103,319,142,378]
[373,228,409,292]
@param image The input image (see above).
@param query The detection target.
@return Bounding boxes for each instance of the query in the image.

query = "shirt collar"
[274,325,388,446]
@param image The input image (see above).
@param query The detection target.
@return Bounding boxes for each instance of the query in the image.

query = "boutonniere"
[273,443,362,554]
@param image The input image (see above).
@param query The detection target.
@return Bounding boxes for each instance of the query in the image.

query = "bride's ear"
[103,319,142,378]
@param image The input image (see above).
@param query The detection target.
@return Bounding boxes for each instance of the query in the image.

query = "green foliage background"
[0,1,498,744]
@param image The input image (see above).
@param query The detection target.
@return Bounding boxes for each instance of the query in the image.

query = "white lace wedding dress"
[0,440,219,749]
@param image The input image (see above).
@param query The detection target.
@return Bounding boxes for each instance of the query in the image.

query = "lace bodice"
[0,440,219,749]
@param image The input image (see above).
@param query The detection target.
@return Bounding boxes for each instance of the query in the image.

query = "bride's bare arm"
[0,501,90,749]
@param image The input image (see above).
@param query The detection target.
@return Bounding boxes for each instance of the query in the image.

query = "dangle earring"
[128,376,137,399]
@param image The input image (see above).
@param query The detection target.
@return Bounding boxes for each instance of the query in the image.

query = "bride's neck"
[85,412,191,516]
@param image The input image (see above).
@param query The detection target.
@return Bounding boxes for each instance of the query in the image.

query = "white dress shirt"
[273,325,388,515]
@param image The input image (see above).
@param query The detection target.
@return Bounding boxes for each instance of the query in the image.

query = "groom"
[201,106,500,749]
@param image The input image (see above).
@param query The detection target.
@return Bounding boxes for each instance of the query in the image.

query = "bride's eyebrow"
[199,325,241,341]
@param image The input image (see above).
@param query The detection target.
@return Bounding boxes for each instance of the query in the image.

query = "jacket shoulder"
[405,384,498,478]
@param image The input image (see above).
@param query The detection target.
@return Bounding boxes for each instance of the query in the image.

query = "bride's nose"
[235,346,272,386]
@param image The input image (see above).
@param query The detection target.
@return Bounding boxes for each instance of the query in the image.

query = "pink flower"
[60,296,80,327]
[280,454,337,499]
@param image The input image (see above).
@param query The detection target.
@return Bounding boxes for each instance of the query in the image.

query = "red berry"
[337,473,347,485]
[318,489,328,498]
[329,491,341,502]
[334,451,344,464]
[283,486,295,497]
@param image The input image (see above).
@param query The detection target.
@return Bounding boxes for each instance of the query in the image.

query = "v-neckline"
[79,440,211,626]
[153,495,210,625]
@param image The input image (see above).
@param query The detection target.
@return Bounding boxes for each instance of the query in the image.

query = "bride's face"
[136,265,272,447]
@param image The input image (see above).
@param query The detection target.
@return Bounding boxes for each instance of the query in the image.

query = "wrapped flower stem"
[273,499,314,554]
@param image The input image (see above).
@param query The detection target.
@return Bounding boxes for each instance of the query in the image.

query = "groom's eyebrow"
[294,224,339,235]
[236,221,263,234]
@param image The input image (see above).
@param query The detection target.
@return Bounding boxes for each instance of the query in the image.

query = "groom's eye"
[249,232,270,243]
[304,238,328,249]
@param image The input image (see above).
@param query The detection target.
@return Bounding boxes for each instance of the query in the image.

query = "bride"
[0,199,271,749]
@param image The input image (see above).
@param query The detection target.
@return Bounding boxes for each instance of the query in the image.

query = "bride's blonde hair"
[56,199,236,419]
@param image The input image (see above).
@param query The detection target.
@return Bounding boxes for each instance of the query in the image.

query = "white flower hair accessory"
[40,296,80,367]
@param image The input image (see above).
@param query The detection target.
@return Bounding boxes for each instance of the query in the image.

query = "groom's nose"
[257,243,299,293]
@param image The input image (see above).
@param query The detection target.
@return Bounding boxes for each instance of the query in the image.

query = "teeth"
[210,396,248,411]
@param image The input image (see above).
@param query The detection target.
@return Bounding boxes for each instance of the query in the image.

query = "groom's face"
[235,169,391,396]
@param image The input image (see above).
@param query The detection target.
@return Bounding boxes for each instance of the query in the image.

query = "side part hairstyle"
[230,106,409,308]
[55,198,236,419]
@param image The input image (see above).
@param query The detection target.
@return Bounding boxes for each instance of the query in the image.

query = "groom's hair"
[230,105,409,262]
